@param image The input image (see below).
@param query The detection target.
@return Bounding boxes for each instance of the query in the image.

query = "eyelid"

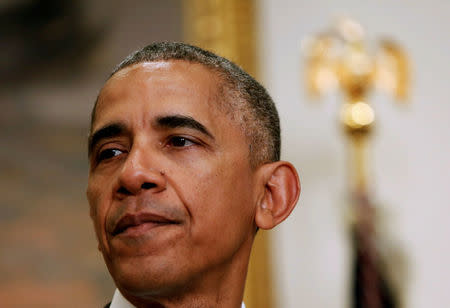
[95,139,128,151]
[94,141,128,162]
[166,135,199,147]
[99,148,123,159]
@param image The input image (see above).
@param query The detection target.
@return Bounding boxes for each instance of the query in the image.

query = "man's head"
[87,42,300,306]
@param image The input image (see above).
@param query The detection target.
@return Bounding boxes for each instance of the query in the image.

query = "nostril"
[141,182,157,190]
[118,186,131,195]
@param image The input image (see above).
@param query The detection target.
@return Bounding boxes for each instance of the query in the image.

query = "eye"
[167,136,196,147]
[97,148,124,162]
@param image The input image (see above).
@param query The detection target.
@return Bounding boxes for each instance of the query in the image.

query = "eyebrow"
[88,123,127,156]
[155,115,214,139]
[88,115,214,156]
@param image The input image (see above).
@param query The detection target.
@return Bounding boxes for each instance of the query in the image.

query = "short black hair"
[91,42,280,167]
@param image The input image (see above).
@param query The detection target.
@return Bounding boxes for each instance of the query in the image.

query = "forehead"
[93,60,227,132]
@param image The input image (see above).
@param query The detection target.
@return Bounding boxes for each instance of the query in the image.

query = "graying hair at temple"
[90,42,280,167]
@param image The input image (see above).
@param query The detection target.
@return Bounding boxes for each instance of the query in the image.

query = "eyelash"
[97,148,124,162]
[166,136,197,148]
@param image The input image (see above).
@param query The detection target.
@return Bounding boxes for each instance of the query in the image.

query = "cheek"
[179,157,255,235]
[87,178,110,238]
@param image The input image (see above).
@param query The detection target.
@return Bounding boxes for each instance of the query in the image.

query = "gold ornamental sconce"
[303,17,410,193]
[303,18,411,308]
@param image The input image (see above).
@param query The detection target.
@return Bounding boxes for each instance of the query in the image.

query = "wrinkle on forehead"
[95,61,232,125]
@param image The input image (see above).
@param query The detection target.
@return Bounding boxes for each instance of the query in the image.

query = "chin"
[109,255,186,297]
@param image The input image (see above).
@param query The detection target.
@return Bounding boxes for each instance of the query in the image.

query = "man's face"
[87,61,259,296]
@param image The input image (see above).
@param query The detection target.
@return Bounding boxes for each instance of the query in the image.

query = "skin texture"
[87,60,301,308]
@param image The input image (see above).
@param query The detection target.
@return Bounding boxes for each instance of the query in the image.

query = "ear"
[255,161,301,230]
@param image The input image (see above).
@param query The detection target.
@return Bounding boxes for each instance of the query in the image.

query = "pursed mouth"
[112,213,179,236]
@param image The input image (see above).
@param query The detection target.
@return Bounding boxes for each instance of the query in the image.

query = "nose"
[115,147,166,197]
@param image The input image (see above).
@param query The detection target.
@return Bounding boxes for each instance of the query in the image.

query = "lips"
[112,213,178,236]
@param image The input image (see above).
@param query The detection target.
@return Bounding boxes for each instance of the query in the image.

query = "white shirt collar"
[110,289,246,308]
[110,289,135,308]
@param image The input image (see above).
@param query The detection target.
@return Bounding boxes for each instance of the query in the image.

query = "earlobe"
[255,161,301,230]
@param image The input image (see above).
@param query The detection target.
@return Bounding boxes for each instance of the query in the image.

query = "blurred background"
[1,0,449,307]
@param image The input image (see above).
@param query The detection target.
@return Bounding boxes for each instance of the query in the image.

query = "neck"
[121,236,254,308]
